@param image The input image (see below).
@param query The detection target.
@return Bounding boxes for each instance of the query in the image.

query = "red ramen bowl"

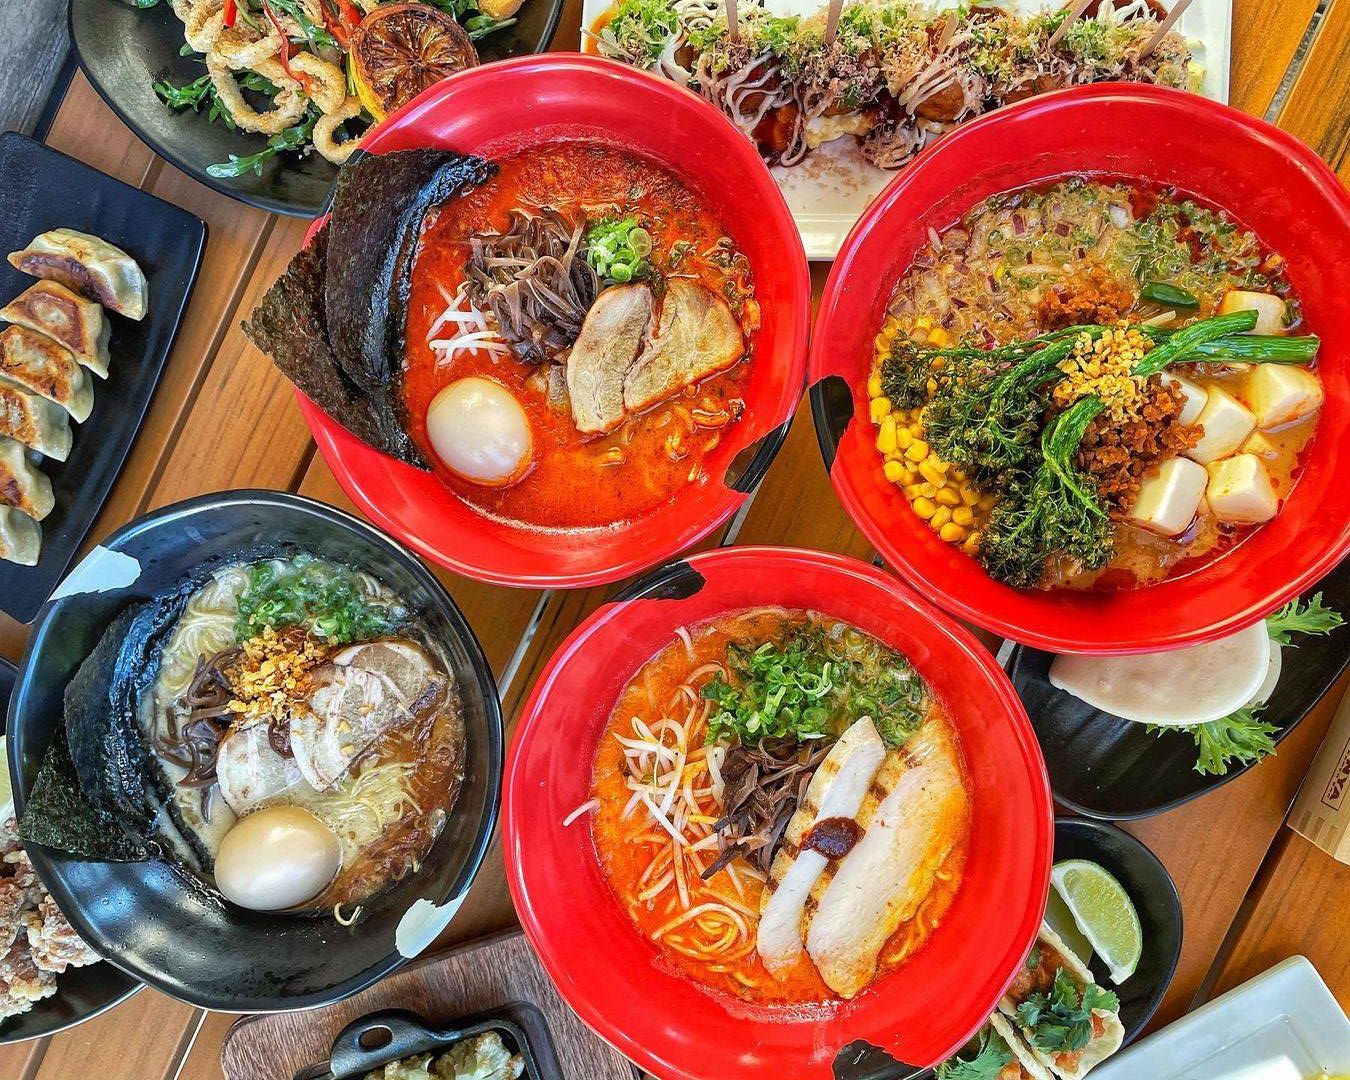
[297,55,809,588]
[810,84,1350,653]
[504,547,1053,1079]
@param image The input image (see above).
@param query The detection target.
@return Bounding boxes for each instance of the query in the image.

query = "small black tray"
[0,132,204,624]
[1008,559,1350,819]
[297,1004,563,1080]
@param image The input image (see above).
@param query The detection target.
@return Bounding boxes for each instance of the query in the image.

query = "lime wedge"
[1051,859,1142,985]
[1044,886,1096,967]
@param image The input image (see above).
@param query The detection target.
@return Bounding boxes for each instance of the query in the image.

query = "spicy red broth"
[402,142,759,531]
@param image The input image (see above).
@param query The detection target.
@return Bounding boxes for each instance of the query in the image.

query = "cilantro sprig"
[936,1028,1013,1080]
[1016,969,1119,1055]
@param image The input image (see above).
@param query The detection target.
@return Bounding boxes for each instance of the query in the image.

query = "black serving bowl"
[834,817,1181,1080]
[0,656,142,1044]
[1008,561,1350,820]
[6,491,502,1012]
[70,0,565,218]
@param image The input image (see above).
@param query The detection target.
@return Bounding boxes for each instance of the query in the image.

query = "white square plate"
[579,0,1233,259]
[1094,956,1350,1079]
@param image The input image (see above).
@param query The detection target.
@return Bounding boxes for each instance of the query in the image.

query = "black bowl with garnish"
[1007,562,1350,820]
[6,490,502,1011]
[69,0,565,217]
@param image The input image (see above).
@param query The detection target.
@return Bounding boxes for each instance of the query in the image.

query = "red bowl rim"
[296,54,811,589]
[809,82,1350,654]
[502,545,1054,1078]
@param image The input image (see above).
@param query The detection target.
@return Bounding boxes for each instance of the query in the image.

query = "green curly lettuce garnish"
[1265,592,1346,645]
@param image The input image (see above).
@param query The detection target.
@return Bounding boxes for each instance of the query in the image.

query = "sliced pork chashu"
[804,719,970,998]
[290,639,446,790]
[623,278,744,414]
[758,717,886,975]
[566,284,653,434]
[216,721,304,815]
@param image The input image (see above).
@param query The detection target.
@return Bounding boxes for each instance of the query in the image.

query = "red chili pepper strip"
[223,0,238,27]
[262,0,313,92]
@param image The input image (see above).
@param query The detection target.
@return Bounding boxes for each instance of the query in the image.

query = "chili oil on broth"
[587,607,971,1008]
[870,177,1320,590]
[403,141,757,531]
[144,557,467,916]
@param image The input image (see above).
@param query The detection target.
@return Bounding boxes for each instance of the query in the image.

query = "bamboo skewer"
[823,0,845,47]
[725,0,738,43]
[1141,0,1192,58]
[1048,0,1095,47]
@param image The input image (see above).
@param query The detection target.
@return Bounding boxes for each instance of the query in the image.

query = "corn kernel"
[916,316,933,330]
[960,486,981,506]
[904,483,925,500]
[876,416,897,455]
[883,460,904,483]
[896,427,913,450]
[911,496,938,520]
[950,467,966,482]
[926,378,938,395]
[931,506,952,528]
[962,534,981,556]
[935,487,962,507]
[952,506,975,526]
[867,375,883,398]
[870,397,891,423]
[874,334,890,353]
[897,467,918,486]
[918,460,946,487]
[939,522,966,543]
[909,421,924,436]
[979,493,997,511]
[905,439,929,462]
[928,327,951,347]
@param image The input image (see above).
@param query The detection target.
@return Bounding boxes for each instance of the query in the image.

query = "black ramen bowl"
[70,0,565,217]
[1008,560,1350,820]
[838,817,1181,1080]
[6,490,502,1011]
[0,656,142,1044]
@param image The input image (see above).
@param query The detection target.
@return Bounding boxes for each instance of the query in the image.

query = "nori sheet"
[323,148,496,392]
[19,727,150,861]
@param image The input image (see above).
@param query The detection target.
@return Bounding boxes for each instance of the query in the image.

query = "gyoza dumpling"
[0,506,41,566]
[0,437,54,520]
[8,228,147,320]
[0,324,93,423]
[0,377,72,461]
[0,281,110,378]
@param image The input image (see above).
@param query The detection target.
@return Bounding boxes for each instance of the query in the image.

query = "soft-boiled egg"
[1048,620,1271,727]
[214,805,341,911]
[426,377,532,486]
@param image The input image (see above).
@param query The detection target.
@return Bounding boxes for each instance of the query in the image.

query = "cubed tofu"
[1159,372,1207,426]
[1244,364,1324,429]
[1241,429,1280,460]
[1186,387,1256,464]
[1219,290,1288,335]
[1127,456,1208,537]
[1206,454,1278,524]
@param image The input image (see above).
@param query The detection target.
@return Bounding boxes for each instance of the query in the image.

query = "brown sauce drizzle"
[803,816,862,860]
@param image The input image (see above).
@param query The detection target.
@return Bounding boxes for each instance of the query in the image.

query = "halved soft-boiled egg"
[214,804,341,911]
[1048,620,1271,727]
[426,376,532,486]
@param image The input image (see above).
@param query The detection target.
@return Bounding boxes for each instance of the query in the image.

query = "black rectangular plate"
[0,131,205,623]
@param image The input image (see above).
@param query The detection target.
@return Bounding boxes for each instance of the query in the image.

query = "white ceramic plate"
[580,0,1233,259]
[1094,956,1350,1079]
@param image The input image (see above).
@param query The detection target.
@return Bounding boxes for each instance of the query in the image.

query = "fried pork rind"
[361,1032,524,1080]
[26,895,100,974]
[0,937,55,1019]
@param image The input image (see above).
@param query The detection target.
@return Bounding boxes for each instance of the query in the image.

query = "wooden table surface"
[2,2,1348,1077]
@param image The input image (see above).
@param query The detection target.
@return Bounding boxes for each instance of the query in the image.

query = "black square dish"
[0,131,205,623]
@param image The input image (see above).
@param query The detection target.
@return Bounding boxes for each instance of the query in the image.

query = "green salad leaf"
[703,624,927,747]
[1266,592,1345,645]
[206,107,319,178]
[1016,969,1119,1054]
[936,1028,1013,1080]
[236,555,406,644]
[584,217,654,284]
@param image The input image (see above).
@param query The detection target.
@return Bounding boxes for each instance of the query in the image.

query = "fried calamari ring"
[206,56,308,134]
[313,97,365,163]
[289,52,348,114]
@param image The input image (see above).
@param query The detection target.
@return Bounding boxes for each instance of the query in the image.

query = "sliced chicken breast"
[805,720,969,998]
[758,717,886,975]
[216,721,304,815]
[623,279,744,414]
[566,284,653,434]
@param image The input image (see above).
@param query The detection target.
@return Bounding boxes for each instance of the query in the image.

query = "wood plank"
[29,988,199,1080]
[0,0,69,138]
[176,1010,232,1080]
[41,74,157,190]
[1272,0,1350,177]
[1227,0,1320,117]
[143,217,315,508]
[0,1038,49,1080]
[1125,670,1350,1028]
